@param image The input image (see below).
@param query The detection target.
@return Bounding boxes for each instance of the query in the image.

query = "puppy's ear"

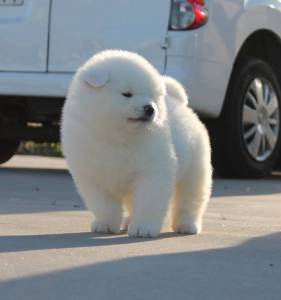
[84,68,110,88]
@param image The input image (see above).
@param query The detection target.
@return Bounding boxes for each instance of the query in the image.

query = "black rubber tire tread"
[0,140,20,164]
[212,58,281,178]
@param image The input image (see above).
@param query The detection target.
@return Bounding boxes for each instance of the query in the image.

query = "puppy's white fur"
[61,50,212,238]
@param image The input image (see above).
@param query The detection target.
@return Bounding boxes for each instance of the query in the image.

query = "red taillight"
[191,0,205,5]
[170,0,208,30]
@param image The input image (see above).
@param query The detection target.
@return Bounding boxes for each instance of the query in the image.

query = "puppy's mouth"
[127,116,151,123]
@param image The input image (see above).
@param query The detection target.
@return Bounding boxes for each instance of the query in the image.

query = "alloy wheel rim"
[242,78,280,162]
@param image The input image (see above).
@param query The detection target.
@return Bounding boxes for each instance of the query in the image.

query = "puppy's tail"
[163,76,189,105]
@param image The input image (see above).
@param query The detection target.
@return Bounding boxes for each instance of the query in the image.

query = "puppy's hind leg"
[171,166,212,234]
[76,180,122,234]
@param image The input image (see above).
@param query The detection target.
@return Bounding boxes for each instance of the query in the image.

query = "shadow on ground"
[0,168,85,214]
[0,232,280,300]
[0,168,280,214]
[0,231,161,253]
[207,173,281,197]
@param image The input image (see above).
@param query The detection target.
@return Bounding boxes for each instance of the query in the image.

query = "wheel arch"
[220,29,281,117]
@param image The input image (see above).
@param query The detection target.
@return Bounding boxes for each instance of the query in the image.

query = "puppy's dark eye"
[122,92,133,98]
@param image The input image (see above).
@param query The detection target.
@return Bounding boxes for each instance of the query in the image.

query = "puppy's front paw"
[128,222,160,238]
[91,220,120,234]
[173,219,202,235]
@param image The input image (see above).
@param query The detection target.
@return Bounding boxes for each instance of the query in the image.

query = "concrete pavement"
[0,155,280,300]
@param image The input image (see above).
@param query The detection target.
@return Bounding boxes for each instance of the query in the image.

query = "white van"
[0,0,281,177]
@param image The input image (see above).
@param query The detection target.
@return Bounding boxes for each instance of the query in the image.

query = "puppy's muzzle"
[128,104,155,123]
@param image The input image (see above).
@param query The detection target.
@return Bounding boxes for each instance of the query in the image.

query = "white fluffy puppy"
[61,50,212,238]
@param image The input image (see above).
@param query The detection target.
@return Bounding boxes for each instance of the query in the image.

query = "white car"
[0,0,280,177]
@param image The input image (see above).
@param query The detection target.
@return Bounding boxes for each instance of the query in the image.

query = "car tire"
[212,58,281,178]
[0,139,20,164]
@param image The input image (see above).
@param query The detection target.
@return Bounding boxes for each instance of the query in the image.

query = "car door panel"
[0,0,50,72]
[48,0,170,73]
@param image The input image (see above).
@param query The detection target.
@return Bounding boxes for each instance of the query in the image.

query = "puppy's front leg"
[77,180,122,234]
[128,172,174,238]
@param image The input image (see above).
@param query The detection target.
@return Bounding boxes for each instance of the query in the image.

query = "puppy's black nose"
[143,105,154,117]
